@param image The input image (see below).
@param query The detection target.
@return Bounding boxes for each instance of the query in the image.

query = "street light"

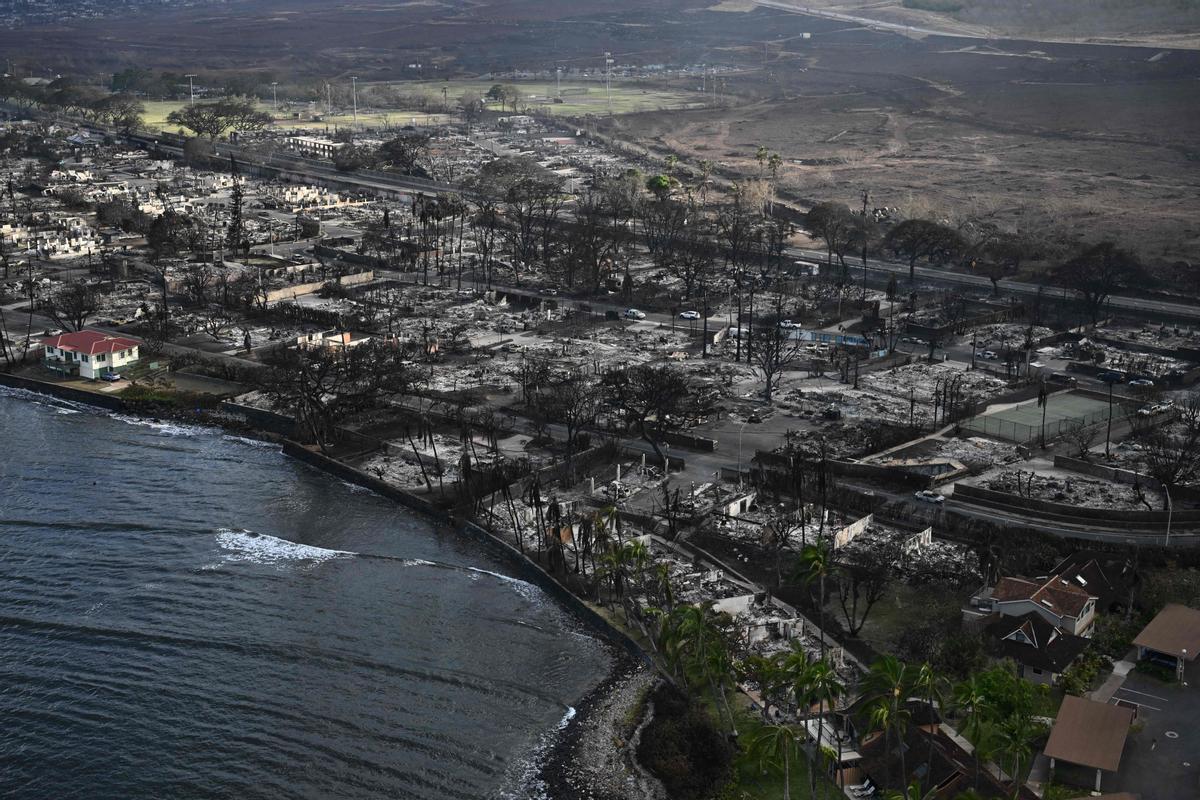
[351,76,359,128]
[1165,483,1174,548]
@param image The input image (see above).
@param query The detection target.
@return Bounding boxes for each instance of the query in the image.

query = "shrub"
[902,0,965,11]
[637,684,733,800]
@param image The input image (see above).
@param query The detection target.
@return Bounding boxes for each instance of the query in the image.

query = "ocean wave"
[0,385,95,415]
[112,414,212,437]
[466,567,545,604]
[221,434,279,449]
[215,529,356,566]
[491,704,577,800]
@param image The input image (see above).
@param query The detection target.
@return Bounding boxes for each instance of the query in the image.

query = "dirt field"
[601,19,1200,263]
[771,0,1200,48]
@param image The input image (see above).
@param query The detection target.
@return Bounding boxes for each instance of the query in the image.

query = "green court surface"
[962,391,1118,443]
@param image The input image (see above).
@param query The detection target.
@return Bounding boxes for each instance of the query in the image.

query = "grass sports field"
[139,81,703,134]
[139,100,452,133]
[962,391,1120,443]
[404,79,705,117]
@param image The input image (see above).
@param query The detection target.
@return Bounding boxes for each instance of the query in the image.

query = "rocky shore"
[537,656,667,800]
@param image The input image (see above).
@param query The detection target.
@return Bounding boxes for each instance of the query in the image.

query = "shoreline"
[535,655,664,800]
[0,373,665,800]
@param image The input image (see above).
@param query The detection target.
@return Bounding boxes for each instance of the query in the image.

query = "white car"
[624,308,646,320]
[778,319,799,329]
[1137,405,1155,417]
[678,310,701,320]
[914,490,945,505]
[982,350,998,360]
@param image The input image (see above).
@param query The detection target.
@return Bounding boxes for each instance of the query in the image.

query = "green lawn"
[138,79,701,135]
[139,100,452,134]
[396,79,705,117]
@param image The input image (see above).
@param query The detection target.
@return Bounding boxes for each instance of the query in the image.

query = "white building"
[42,331,141,380]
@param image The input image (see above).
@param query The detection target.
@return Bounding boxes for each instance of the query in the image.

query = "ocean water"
[0,389,610,799]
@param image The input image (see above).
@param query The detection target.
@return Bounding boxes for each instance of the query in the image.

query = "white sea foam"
[492,704,578,800]
[467,567,545,604]
[113,415,210,437]
[215,529,356,566]
[221,434,279,449]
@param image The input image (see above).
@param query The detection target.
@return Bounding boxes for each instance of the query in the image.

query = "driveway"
[1107,672,1200,800]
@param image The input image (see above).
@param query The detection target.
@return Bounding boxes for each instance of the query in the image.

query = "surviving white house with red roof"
[42,331,140,380]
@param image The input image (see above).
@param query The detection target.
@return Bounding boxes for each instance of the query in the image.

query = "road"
[787,247,1200,323]
[754,0,991,40]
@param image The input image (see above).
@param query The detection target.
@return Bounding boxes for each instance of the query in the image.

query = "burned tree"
[1052,242,1146,325]
[884,219,965,285]
[44,280,99,332]
[258,342,417,451]
[750,307,802,402]
[601,364,714,470]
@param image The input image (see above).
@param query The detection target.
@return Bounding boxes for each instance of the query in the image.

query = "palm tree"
[659,603,738,735]
[913,662,947,793]
[804,659,844,798]
[995,714,1035,795]
[865,656,915,787]
[793,539,834,657]
[953,675,993,787]
[884,782,938,800]
[750,722,802,800]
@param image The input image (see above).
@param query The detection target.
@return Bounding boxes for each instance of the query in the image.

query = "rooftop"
[1043,696,1134,773]
[42,330,140,356]
[1132,603,1200,660]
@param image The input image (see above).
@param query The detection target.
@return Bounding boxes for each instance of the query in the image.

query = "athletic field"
[962,391,1118,443]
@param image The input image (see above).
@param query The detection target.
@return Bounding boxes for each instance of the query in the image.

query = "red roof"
[42,330,140,355]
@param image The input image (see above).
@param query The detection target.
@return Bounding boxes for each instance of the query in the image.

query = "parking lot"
[1107,672,1200,800]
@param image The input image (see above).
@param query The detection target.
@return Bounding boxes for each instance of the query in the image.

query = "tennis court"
[961,392,1118,443]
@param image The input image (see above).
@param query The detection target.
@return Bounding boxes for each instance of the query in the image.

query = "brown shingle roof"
[991,577,1040,601]
[1043,696,1134,773]
[991,574,1093,618]
[1133,603,1200,660]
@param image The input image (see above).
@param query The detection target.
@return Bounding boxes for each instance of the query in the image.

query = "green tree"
[749,722,803,800]
[864,656,915,786]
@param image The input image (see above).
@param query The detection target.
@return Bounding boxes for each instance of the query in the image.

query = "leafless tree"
[44,280,99,331]
[750,306,802,402]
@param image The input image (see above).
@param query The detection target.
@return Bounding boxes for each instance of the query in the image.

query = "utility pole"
[556,66,562,98]
[185,74,196,106]
[351,76,359,128]
[271,81,279,112]
[604,52,613,113]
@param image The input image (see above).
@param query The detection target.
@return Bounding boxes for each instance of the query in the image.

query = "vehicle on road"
[914,490,945,504]
[539,286,559,296]
[678,310,701,320]
[1137,405,1156,417]
[100,373,122,382]
[1129,378,1155,387]
[624,308,646,320]
[982,350,998,360]
[1098,371,1125,383]
[747,412,763,424]
[778,320,799,329]
[1048,372,1077,385]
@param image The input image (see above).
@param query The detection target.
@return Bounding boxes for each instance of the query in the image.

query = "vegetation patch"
[636,683,733,800]
[902,0,965,12]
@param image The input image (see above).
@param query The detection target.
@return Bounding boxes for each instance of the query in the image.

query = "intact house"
[984,612,1089,686]
[966,573,1097,637]
[42,331,140,380]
